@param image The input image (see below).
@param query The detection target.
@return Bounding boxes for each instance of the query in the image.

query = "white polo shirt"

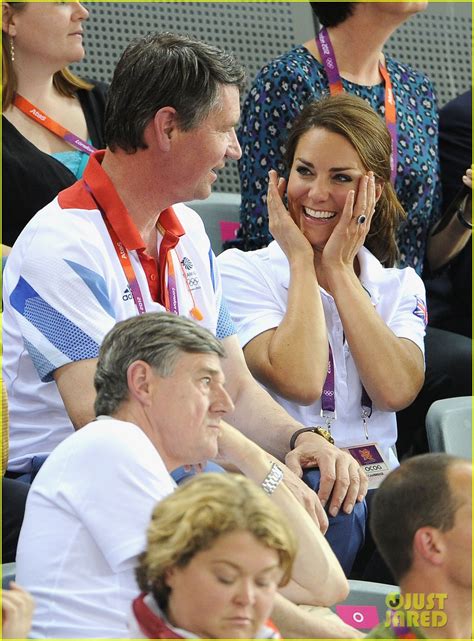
[218,242,427,466]
[3,151,235,472]
[15,418,176,639]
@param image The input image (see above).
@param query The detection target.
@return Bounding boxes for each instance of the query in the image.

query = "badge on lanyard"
[344,442,391,489]
[323,347,391,488]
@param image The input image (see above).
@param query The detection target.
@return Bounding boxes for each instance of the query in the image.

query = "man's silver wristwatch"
[261,462,284,495]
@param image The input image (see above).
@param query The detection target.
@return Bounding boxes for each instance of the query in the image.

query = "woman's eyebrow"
[295,157,359,172]
[210,560,280,572]
[295,157,314,167]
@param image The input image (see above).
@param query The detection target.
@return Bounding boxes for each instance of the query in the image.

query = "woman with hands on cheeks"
[219,94,426,505]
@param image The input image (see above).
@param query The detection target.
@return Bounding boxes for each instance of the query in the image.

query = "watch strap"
[290,427,317,450]
[290,426,334,450]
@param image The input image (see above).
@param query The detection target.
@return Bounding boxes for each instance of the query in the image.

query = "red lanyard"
[102,216,148,315]
[156,221,203,320]
[316,28,398,184]
[84,181,203,319]
[13,93,96,155]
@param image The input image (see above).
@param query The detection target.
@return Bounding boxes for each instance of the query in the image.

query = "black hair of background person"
[423,89,472,339]
[309,3,356,28]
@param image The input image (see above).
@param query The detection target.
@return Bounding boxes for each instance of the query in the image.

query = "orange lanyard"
[316,28,398,184]
[13,94,96,155]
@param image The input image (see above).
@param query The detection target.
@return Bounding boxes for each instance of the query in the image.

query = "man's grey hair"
[94,312,226,416]
[105,31,247,153]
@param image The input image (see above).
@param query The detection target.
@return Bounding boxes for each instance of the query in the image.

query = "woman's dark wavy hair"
[310,3,356,28]
[285,94,405,267]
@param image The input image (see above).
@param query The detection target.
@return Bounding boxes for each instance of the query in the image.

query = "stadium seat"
[185,192,241,255]
[331,579,399,631]
[2,562,16,589]
[426,396,472,458]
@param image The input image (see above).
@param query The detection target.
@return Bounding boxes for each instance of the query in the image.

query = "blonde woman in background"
[2,1,107,253]
[130,473,295,639]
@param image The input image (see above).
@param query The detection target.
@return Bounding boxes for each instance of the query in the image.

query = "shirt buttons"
[150,274,156,281]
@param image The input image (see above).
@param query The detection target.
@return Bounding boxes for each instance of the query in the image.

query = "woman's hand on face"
[321,172,376,270]
[267,170,314,264]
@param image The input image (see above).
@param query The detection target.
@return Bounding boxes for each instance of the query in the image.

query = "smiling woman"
[130,472,296,639]
[219,94,426,475]
[2,1,108,250]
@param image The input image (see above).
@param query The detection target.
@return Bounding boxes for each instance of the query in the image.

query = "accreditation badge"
[343,443,391,490]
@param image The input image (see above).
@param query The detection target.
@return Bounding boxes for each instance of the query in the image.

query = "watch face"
[314,427,334,443]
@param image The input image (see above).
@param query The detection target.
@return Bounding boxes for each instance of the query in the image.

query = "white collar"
[268,241,385,304]
[143,594,200,639]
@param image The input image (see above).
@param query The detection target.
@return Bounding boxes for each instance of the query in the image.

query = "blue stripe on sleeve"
[65,260,115,319]
[23,338,57,383]
[208,248,216,292]
[216,297,236,339]
[10,277,100,363]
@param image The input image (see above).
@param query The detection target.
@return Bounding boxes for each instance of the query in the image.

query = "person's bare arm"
[270,593,363,639]
[217,423,348,605]
[2,244,12,258]
[221,334,368,516]
[243,172,329,404]
[53,358,98,429]
[321,175,424,411]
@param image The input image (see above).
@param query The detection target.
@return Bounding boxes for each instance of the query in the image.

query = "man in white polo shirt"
[16,313,352,639]
[3,33,367,565]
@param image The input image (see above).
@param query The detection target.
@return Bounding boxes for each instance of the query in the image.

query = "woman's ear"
[375,182,384,203]
[2,3,16,36]
[163,566,177,588]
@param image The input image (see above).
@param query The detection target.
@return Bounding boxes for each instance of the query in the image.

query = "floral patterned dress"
[238,45,441,275]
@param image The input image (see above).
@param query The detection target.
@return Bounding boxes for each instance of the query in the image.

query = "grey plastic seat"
[185,192,241,255]
[2,562,16,589]
[330,579,399,630]
[425,396,472,458]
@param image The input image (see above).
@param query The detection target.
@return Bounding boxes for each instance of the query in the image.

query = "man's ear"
[2,3,16,36]
[413,526,446,568]
[126,360,155,406]
[152,107,179,152]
